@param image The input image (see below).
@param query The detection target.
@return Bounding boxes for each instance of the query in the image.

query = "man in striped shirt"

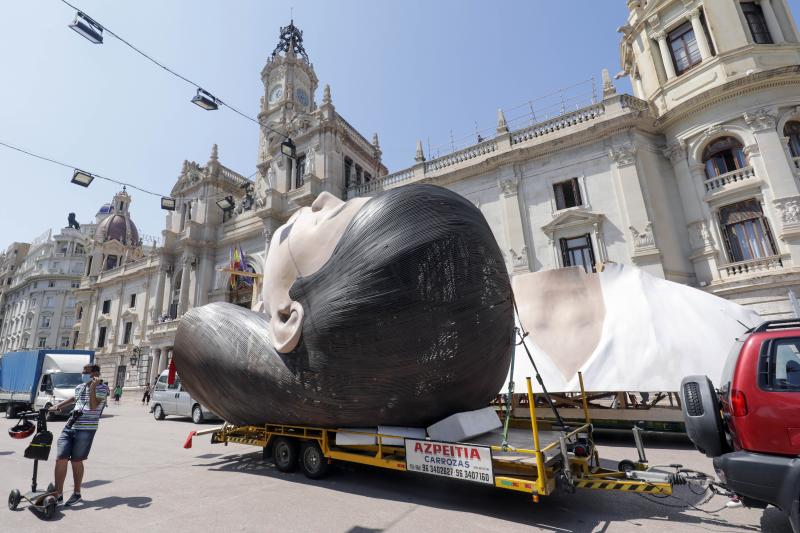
[49,364,109,506]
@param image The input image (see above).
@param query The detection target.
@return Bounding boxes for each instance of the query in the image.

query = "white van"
[151,370,220,424]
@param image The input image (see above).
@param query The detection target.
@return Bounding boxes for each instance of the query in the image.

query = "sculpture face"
[263,192,370,352]
[174,184,514,427]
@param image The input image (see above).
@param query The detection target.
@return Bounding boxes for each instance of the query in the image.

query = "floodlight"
[191,88,219,111]
[161,197,177,211]
[280,138,296,159]
[216,196,235,211]
[71,169,94,187]
[69,12,104,44]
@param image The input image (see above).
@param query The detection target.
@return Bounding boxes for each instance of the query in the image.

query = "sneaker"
[64,493,82,506]
[56,495,64,506]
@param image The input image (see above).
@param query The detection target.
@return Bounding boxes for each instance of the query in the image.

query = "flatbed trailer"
[191,376,686,502]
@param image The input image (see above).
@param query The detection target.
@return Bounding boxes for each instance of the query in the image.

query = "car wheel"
[8,489,21,510]
[192,405,204,424]
[300,441,330,479]
[680,375,727,458]
[153,404,165,420]
[272,437,299,473]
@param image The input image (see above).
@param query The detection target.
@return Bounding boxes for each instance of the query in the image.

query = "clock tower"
[257,20,318,167]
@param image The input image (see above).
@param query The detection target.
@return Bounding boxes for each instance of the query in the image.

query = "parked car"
[151,370,221,424]
[681,319,800,533]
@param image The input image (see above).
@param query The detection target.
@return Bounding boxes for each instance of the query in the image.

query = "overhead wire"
[59,0,289,141]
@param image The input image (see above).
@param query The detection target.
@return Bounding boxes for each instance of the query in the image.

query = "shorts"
[56,427,96,461]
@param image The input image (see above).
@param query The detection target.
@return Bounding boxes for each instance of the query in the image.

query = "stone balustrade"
[703,166,756,193]
[424,139,499,173]
[719,254,783,278]
[220,166,249,188]
[346,168,415,199]
[147,319,179,338]
[511,102,605,145]
[336,116,377,156]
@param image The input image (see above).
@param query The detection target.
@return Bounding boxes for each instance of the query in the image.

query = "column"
[688,9,712,60]
[653,31,676,80]
[151,266,167,320]
[744,109,799,198]
[759,0,785,43]
[610,143,665,277]
[158,348,168,374]
[178,256,192,316]
[148,348,161,385]
[498,167,532,273]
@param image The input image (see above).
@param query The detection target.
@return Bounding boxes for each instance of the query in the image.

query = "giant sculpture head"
[174,184,514,427]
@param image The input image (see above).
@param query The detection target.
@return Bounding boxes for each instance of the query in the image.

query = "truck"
[0,350,95,418]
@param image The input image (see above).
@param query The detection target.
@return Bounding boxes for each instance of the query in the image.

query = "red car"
[682,319,800,533]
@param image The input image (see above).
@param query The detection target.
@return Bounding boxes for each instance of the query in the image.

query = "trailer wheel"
[618,459,636,473]
[273,437,299,473]
[300,441,330,480]
[8,489,21,510]
[153,404,165,420]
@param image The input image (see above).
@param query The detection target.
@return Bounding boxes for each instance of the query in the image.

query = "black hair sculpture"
[174,184,513,427]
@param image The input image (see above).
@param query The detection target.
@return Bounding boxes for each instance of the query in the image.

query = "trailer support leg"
[632,426,647,464]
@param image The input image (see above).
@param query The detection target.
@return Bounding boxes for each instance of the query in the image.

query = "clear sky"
[1,1,798,249]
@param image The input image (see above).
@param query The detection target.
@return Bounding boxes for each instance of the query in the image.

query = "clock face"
[268,85,283,103]
[295,88,309,107]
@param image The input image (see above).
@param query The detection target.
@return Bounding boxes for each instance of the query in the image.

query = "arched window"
[719,199,776,263]
[784,121,800,158]
[702,137,746,178]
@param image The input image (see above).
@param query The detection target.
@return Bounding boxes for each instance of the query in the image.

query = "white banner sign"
[404,439,493,485]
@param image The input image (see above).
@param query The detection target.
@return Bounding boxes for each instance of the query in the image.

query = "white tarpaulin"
[505,264,761,393]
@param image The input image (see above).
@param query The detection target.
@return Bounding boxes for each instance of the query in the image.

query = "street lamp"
[160,197,177,211]
[68,12,104,44]
[280,138,296,159]
[71,169,94,187]
[216,196,235,212]
[191,88,219,111]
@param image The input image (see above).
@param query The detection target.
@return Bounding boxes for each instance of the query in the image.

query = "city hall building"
[2,0,800,391]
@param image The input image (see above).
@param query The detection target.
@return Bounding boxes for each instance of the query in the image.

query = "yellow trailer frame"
[207,374,673,501]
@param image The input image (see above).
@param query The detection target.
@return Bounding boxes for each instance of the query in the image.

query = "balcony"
[718,255,784,279]
[147,319,179,340]
[703,166,757,195]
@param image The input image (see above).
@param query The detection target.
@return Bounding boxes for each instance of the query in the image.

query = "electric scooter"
[7,408,58,519]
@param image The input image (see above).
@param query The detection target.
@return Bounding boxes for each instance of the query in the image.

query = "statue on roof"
[67,213,80,230]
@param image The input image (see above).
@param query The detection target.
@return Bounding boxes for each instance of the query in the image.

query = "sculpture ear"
[272,301,304,353]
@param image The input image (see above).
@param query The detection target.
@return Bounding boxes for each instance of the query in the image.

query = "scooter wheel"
[42,496,56,519]
[8,489,21,510]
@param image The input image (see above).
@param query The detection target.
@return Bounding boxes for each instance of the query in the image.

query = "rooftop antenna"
[449,129,455,153]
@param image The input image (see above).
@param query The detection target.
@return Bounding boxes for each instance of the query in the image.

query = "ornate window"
[295,155,306,189]
[719,199,776,262]
[560,234,596,273]
[784,121,800,157]
[668,21,702,75]
[553,178,583,210]
[123,321,133,344]
[741,2,773,44]
[703,137,747,178]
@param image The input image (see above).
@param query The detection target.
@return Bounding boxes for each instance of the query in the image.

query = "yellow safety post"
[526,377,547,496]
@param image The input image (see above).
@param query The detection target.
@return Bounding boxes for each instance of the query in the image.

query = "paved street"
[0,400,791,533]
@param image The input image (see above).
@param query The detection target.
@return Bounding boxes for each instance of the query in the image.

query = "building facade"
[0,225,92,353]
[4,1,800,391]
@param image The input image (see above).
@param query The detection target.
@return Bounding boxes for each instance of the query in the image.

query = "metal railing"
[703,166,756,193]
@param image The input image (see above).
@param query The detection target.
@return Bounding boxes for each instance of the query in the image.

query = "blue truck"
[0,350,95,418]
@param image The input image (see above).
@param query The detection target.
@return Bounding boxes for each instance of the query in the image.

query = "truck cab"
[33,354,87,416]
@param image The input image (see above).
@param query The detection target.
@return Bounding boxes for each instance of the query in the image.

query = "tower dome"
[93,188,140,245]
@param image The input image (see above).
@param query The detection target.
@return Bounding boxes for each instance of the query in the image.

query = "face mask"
[81,374,91,383]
